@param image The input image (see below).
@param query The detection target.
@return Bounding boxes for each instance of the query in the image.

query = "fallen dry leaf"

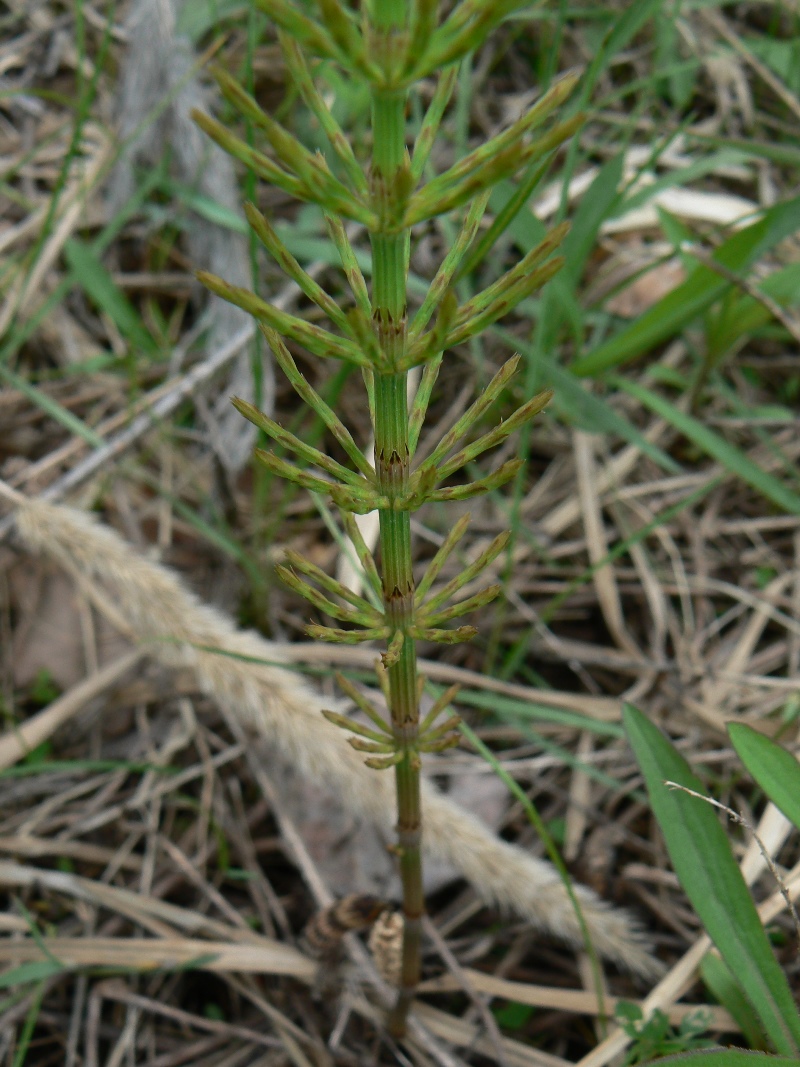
[606,258,687,318]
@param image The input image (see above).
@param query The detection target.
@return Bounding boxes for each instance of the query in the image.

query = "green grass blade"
[459,718,606,1018]
[0,167,163,370]
[708,262,800,358]
[643,1054,800,1067]
[0,759,171,780]
[0,364,105,449]
[623,703,800,1056]
[11,979,47,1067]
[0,961,66,990]
[493,328,681,472]
[177,0,248,39]
[539,474,721,625]
[454,688,623,738]
[618,150,747,220]
[688,131,800,167]
[583,0,664,99]
[614,378,800,516]
[455,158,551,281]
[64,239,159,356]
[728,723,800,833]
[456,688,640,796]
[573,195,800,377]
[549,360,680,472]
[700,954,769,1051]
[560,153,624,286]
[161,177,249,233]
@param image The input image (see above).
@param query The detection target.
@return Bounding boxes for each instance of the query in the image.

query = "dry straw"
[13,497,660,979]
[111,0,268,473]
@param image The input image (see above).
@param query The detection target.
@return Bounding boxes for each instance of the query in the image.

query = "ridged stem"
[370,0,419,1035]
[374,376,421,1036]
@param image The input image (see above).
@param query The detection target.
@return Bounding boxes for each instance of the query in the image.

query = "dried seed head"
[302,894,389,958]
[368,910,404,987]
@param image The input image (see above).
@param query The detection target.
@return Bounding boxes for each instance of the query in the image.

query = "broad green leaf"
[746,36,800,96]
[623,703,800,1056]
[645,1053,800,1067]
[700,954,768,1051]
[176,0,248,40]
[63,240,158,356]
[614,378,800,516]
[573,196,800,377]
[728,723,800,833]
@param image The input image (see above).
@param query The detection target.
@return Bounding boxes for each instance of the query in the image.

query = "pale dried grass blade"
[602,187,759,234]
[740,803,795,886]
[701,572,794,715]
[574,430,642,660]
[542,421,669,541]
[532,148,758,235]
[112,0,263,473]
[413,1002,572,1067]
[0,836,141,871]
[564,731,593,864]
[702,7,800,123]
[0,860,279,947]
[93,978,282,1052]
[418,969,737,1030]
[0,134,112,336]
[0,936,314,979]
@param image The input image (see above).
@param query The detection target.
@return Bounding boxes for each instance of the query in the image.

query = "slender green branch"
[280,34,368,195]
[414,512,471,601]
[408,354,442,454]
[261,328,376,480]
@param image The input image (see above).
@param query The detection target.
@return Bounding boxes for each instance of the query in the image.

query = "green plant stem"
[375,378,423,1036]
[369,0,421,1035]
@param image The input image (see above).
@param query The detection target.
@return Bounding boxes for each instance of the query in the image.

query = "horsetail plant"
[195,0,580,1037]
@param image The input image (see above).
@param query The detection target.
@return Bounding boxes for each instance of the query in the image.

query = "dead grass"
[1,0,800,1064]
